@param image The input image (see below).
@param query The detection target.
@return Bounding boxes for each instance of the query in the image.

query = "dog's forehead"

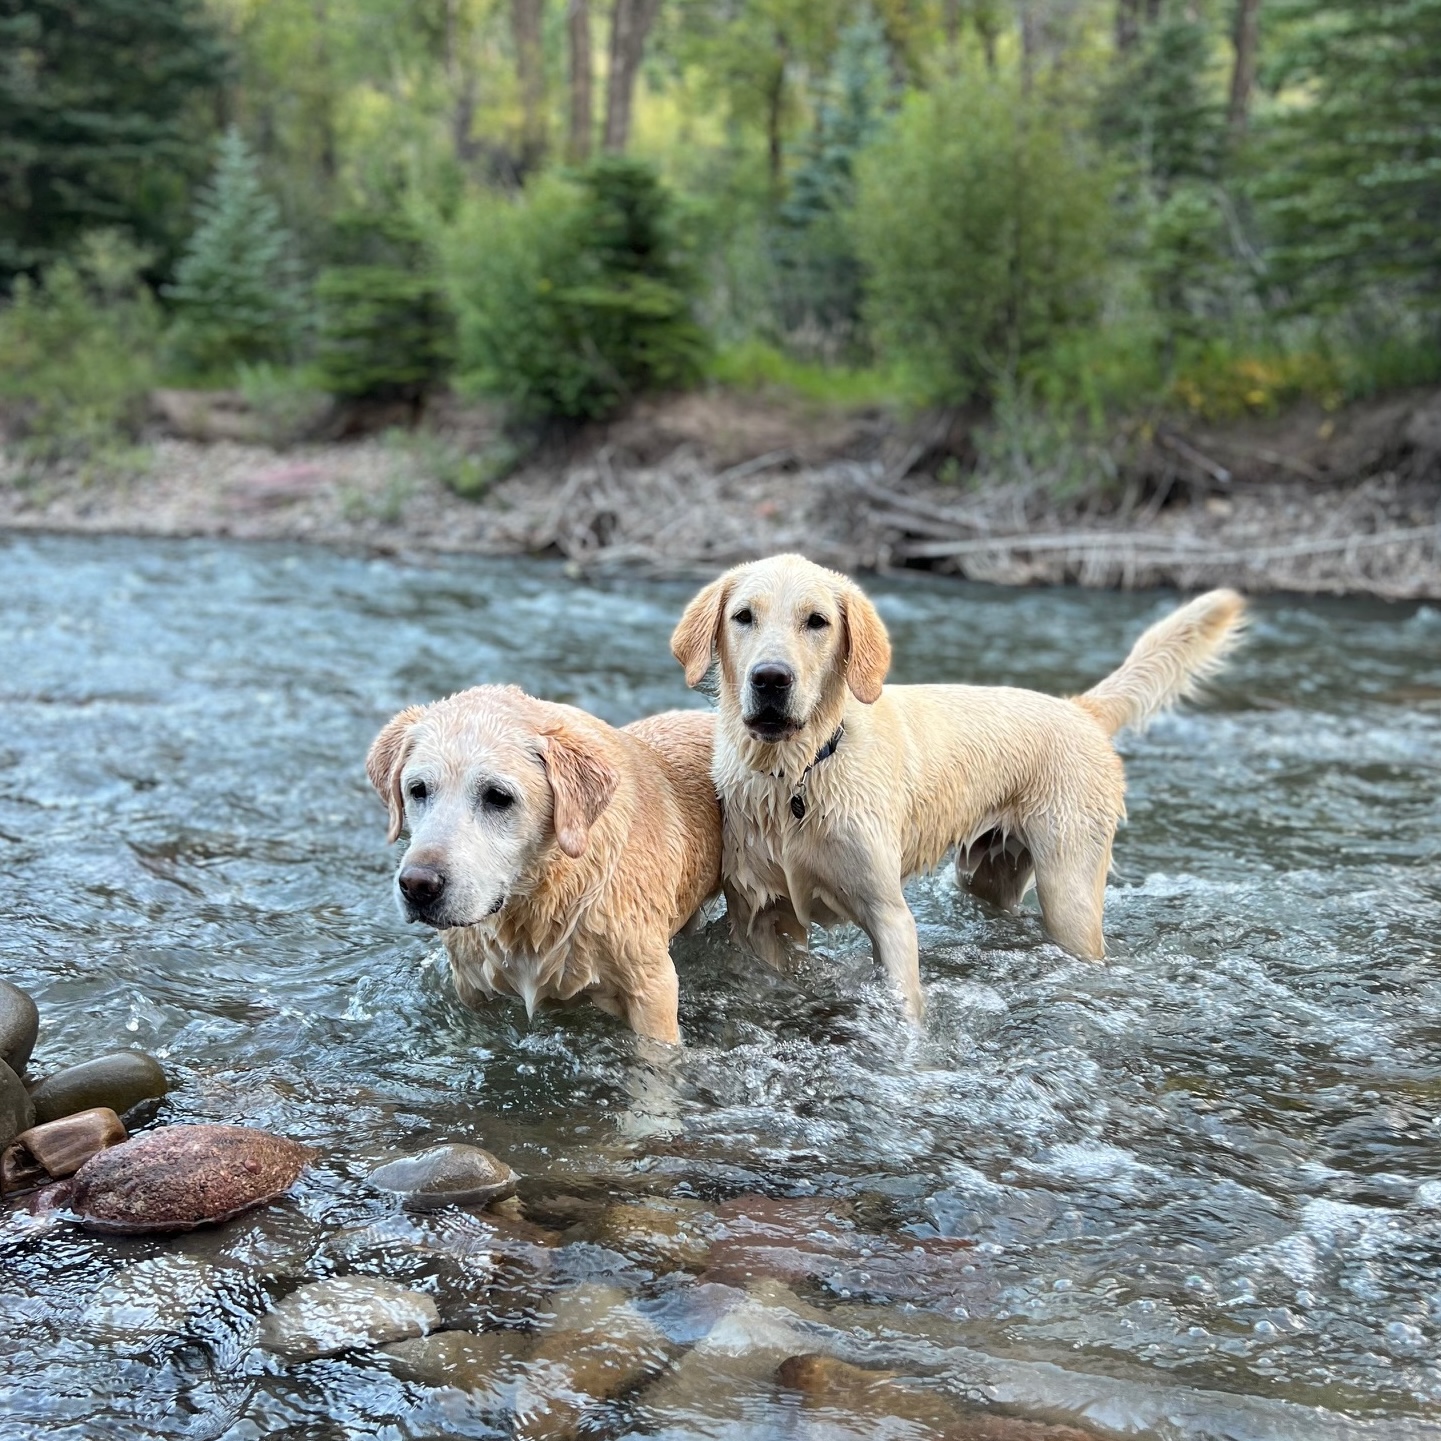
[733,563,839,616]
[407,693,542,776]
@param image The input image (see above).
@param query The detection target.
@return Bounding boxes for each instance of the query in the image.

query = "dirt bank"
[2,387,1438,598]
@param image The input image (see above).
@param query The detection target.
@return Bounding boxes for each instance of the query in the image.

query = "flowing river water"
[1,533,1438,1440]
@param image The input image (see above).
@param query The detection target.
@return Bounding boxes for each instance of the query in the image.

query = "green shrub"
[0,230,161,464]
[165,128,307,374]
[851,74,1113,404]
[443,157,708,421]
[313,266,456,400]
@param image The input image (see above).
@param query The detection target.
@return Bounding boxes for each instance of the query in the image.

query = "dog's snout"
[750,661,795,694]
[398,864,446,906]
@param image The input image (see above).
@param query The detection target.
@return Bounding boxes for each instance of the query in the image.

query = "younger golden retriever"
[366,686,720,1043]
[672,555,1245,1020]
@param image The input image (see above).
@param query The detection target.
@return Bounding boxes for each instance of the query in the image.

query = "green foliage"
[852,74,1113,404]
[0,0,229,282]
[0,230,161,463]
[165,129,308,374]
[767,8,893,354]
[1096,10,1224,193]
[443,157,708,420]
[709,338,907,406]
[1260,0,1441,315]
[314,267,455,399]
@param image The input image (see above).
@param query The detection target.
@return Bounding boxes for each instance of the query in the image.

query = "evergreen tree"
[166,129,307,372]
[1261,0,1441,312]
[0,0,229,282]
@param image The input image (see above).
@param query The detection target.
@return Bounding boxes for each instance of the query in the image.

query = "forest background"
[1,0,1438,511]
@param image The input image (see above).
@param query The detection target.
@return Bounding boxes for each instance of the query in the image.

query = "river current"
[1,533,1438,1439]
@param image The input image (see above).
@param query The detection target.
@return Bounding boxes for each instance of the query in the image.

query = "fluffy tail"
[1073,589,1246,738]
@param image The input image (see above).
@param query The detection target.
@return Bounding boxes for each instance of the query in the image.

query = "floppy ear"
[365,705,426,844]
[670,574,732,688]
[538,725,619,859]
[842,584,891,704]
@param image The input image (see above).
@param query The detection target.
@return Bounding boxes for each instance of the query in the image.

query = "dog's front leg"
[725,883,807,971]
[623,959,681,1046]
[855,890,925,1023]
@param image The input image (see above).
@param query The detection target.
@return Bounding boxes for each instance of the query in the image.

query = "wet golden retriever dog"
[671,555,1245,1020]
[366,686,720,1043]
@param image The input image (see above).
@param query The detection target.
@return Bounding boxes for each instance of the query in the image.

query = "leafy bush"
[0,230,161,463]
[443,157,708,421]
[852,75,1112,404]
[313,266,456,400]
[165,128,307,374]
[311,211,456,401]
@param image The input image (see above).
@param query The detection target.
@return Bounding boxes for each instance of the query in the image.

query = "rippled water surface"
[2,533,1439,1440]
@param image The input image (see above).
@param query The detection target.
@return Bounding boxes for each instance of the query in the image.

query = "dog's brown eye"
[732,608,753,626]
[407,780,428,803]
[805,612,830,630]
[482,786,515,811]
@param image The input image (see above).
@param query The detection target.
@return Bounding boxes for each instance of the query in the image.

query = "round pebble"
[0,979,39,1077]
[258,1276,439,1362]
[379,1329,529,1391]
[0,1057,35,1151]
[366,1143,518,1211]
[29,1052,169,1126]
[68,1123,312,1234]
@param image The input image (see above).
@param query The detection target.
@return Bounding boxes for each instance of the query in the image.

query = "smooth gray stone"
[258,1276,439,1362]
[366,1143,518,1211]
[83,1255,231,1341]
[0,980,38,1077]
[378,1329,529,1391]
[29,1052,168,1126]
[0,1057,35,1149]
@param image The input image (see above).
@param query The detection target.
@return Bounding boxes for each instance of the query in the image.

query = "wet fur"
[367,686,721,1043]
[672,555,1246,1020]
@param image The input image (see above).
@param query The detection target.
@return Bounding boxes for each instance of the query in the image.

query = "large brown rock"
[67,1123,312,1233]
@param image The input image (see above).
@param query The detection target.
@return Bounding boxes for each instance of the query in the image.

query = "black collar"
[790,725,844,821]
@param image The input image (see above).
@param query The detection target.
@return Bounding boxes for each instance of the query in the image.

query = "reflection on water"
[1,533,1439,1439]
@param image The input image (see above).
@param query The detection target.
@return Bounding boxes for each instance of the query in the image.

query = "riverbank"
[3,386,1438,597]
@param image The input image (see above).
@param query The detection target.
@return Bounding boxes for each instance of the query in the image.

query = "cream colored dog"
[366,685,720,1043]
[672,555,1245,1020]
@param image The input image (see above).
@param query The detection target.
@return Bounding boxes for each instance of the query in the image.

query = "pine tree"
[165,129,307,372]
[0,0,229,282]
[1261,0,1441,311]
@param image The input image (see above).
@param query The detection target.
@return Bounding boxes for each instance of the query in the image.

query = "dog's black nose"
[750,662,794,694]
[398,865,446,905]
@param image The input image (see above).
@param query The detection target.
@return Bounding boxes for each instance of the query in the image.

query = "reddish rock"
[67,1124,313,1234]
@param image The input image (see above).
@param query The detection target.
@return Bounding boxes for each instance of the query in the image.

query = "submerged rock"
[776,1353,1095,1439]
[379,1328,531,1392]
[0,1059,34,1150]
[258,1276,439,1362]
[366,1143,517,1211]
[30,1052,168,1126]
[67,1123,312,1234]
[513,1281,674,1441]
[2,1107,126,1193]
[0,980,39,1077]
[84,1255,231,1342]
[572,1198,715,1272]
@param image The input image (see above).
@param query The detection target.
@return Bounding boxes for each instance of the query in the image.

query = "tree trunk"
[511,0,548,171]
[603,0,661,152]
[1115,0,1142,52]
[1227,0,1262,134]
[567,0,593,162]
[444,0,480,168]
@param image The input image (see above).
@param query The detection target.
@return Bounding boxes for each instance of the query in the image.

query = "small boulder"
[366,1143,517,1211]
[379,1328,531,1392]
[29,1052,168,1126]
[0,1059,34,1150]
[0,979,39,1076]
[67,1123,312,1234]
[258,1276,439,1363]
[84,1255,230,1342]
